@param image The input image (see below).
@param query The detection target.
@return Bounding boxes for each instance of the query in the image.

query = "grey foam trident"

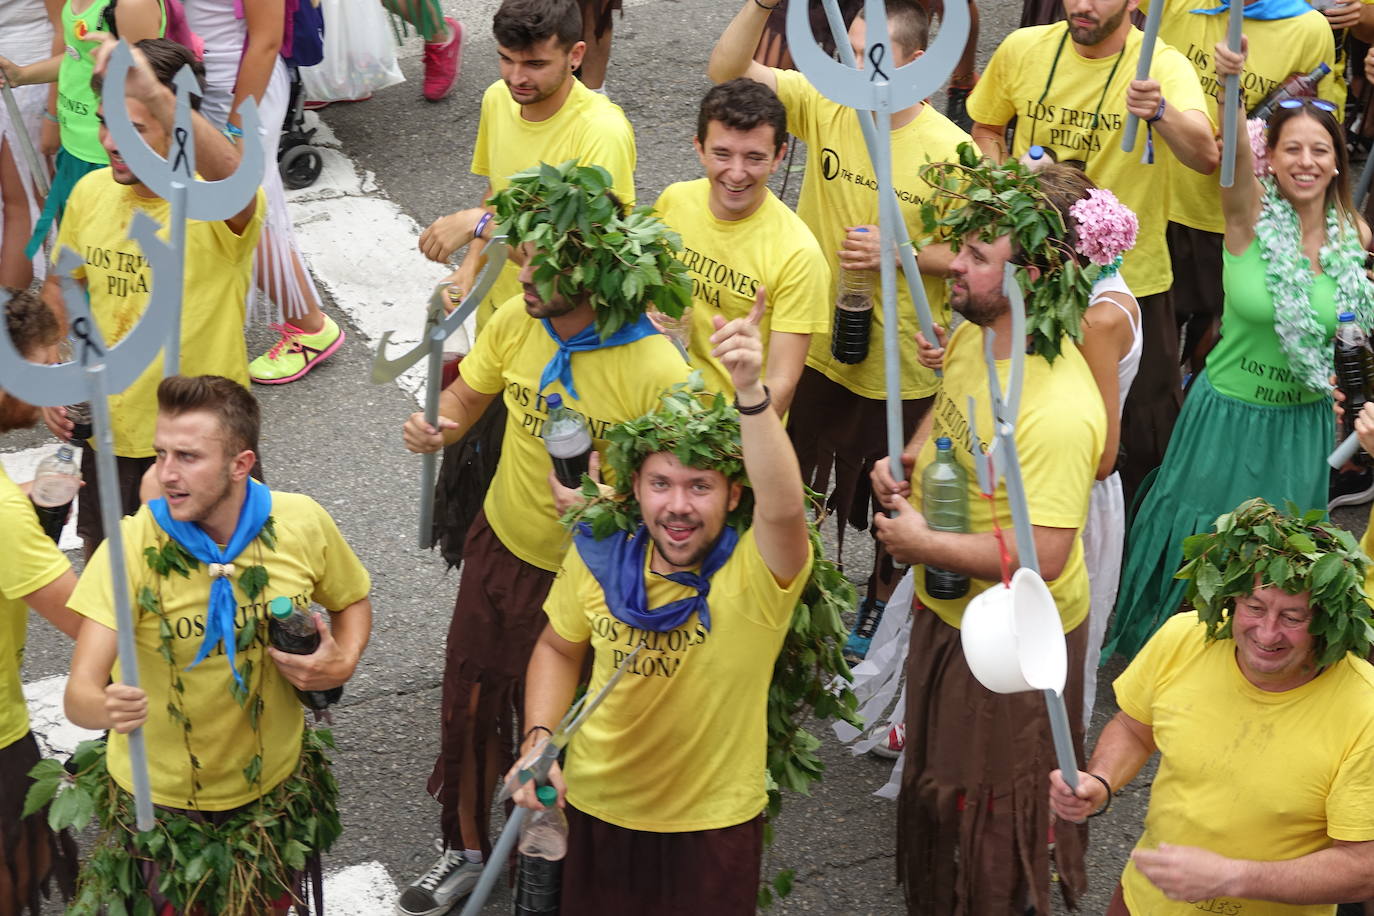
[370,245,509,547]
[99,41,264,376]
[0,244,183,832]
[965,264,1081,791]
[787,0,968,488]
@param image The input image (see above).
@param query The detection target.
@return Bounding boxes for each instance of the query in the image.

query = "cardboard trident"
[100,42,264,376]
[369,246,509,547]
[787,0,967,487]
[964,265,1081,791]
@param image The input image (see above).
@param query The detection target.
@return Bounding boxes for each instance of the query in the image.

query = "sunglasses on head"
[1278,98,1338,113]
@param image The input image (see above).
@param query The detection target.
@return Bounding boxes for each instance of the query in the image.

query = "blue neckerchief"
[573,522,740,633]
[538,314,658,401]
[148,479,273,685]
[1189,0,1315,19]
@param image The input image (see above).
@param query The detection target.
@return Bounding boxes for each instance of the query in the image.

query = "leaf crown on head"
[562,374,753,538]
[918,143,1099,363]
[1176,498,1374,666]
[490,160,692,338]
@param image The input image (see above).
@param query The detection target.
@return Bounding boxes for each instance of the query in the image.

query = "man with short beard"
[397,164,689,916]
[0,288,83,916]
[39,37,264,558]
[870,159,1106,914]
[417,0,636,332]
[967,0,1214,505]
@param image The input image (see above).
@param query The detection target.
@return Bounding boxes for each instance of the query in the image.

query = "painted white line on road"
[22,675,102,759]
[322,861,400,914]
[0,445,83,552]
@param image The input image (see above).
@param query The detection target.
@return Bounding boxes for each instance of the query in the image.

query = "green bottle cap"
[269,596,295,619]
[535,785,558,808]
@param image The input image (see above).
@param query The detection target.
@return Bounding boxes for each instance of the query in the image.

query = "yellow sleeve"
[579,113,637,209]
[767,237,830,335]
[1154,43,1212,120]
[773,68,819,143]
[68,515,144,630]
[1016,377,1102,531]
[53,176,89,280]
[304,500,372,611]
[0,482,70,602]
[1327,726,1374,840]
[457,295,523,395]
[208,188,267,254]
[471,83,498,179]
[965,33,1021,127]
[739,528,814,629]
[543,550,593,644]
[1111,614,1200,726]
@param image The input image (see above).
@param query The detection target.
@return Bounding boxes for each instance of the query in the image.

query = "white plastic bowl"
[960,567,1067,695]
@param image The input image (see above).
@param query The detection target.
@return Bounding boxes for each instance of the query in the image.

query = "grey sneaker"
[395,850,483,916]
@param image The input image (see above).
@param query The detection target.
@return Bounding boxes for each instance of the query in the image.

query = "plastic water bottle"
[65,401,92,441]
[544,393,592,489]
[1334,312,1374,440]
[1019,145,1055,172]
[922,437,969,600]
[1249,63,1332,121]
[29,445,81,544]
[831,227,873,365]
[267,597,342,711]
[514,785,565,915]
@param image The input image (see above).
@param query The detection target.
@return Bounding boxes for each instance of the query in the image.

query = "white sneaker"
[870,722,905,759]
[395,849,483,916]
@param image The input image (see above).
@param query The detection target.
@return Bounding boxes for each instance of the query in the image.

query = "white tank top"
[1089,272,1141,413]
[0,0,54,66]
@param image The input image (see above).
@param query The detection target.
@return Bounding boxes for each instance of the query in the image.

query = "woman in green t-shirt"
[1107,38,1374,663]
[0,0,164,258]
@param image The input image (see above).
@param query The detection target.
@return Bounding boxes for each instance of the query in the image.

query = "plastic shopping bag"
[299,0,404,103]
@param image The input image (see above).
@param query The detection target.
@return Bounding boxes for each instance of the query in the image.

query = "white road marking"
[0,444,83,552]
[322,861,401,914]
[21,675,102,759]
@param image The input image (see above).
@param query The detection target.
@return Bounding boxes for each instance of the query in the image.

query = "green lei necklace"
[1253,177,1374,393]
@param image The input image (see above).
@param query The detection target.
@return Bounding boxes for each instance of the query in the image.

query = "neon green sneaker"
[249,315,344,384]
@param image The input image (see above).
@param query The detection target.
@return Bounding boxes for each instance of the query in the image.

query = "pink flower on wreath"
[1247,117,1270,177]
[1069,188,1139,266]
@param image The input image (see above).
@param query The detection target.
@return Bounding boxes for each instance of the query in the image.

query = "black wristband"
[734,385,772,415]
[522,724,552,745]
[1086,773,1113,818]
[1146,98,1166,124]
[754,0,782,8]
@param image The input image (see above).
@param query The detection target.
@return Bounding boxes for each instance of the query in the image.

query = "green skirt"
[1103,370,1332,662]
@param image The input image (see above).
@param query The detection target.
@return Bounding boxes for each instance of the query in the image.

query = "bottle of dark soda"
[543,393,592,489]
[65,402,92,441]
[29,445,81,544]
[267,597,342,711]
[922,437,970,600]
[1249,63,1331,122]
[514,785,565,915]
[1334,312,1374,440]
[831,227,873,365]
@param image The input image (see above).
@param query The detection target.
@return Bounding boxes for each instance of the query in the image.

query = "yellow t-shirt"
[912,323,1105,630]
[652,178,829,398]
[458,296,690,571]
[1115,614,1374,916]
[1145,0,1339,233]
[55,171,265,458]
[68,493,371,811]
[0,467,71,750]
[471,79,637,331]
[773,68,968,400]
[544,527,812,831]
[966,24,1212,298]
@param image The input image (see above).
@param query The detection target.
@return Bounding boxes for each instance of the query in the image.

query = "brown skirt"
[754,0,864,69]
[0,732,78,916]
[559,805,763,916]
[896,607,1088,915]
[578,0,622,40]
[426,509,557,853]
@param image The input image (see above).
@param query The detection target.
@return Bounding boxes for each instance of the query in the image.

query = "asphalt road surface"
[7,1,1371,913]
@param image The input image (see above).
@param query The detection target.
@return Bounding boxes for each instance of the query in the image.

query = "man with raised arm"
[709,0,969,664]
[511,291,813,915]
[966,0,1215,502]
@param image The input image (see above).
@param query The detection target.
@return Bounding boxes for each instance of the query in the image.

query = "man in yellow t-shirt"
[418,0,637,331]
[65,376,372,902]
[1052,510,1374,915]
[510,295,813,913]
[0,289,83,911]
[709,0,970,661]
[398,166,689,916]
[653,79,828,414]
[39,40,263,557]
[966,0,1215,503]
[1149,0,1338,376]
[870,174,1106,914]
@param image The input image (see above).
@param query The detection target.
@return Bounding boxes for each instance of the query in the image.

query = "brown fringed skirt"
[897,608,1088,914]
[0,732,78,916]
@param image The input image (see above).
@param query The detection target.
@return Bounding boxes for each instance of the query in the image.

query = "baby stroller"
[278,64,323,191]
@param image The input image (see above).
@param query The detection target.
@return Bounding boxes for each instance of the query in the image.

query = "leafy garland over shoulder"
[1175,498,1374,666]
[489,160,692,338]
[562,375,861,906]
[918,142,1097,362]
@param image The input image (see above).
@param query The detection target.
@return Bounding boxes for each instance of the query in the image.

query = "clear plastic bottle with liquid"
[29,445,81,543]
[514,785,565,915]
[544,393,592,489]
[1334,312,1374,440]
[1249,63,1332,122]
[922,437,970,600]
[267,597,343,711]
[831,227,873,365]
